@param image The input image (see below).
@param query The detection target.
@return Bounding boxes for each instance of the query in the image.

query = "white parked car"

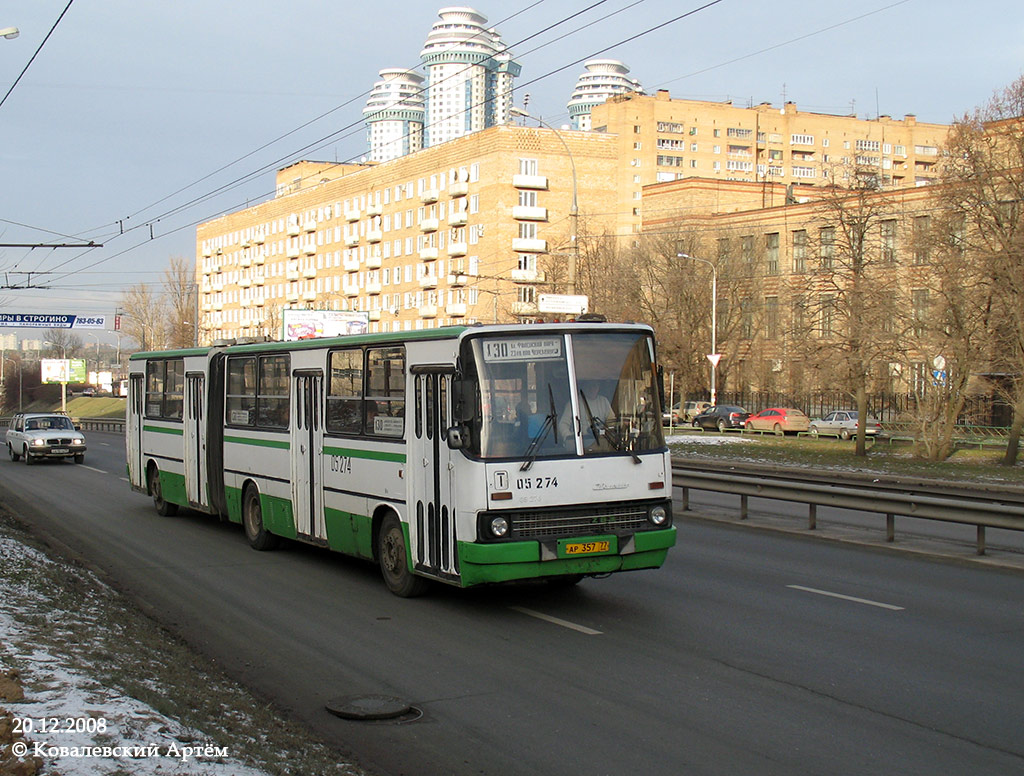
[808,410,883,440]
[6,412,87,464]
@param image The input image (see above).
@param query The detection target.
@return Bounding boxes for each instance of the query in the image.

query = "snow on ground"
[0,533,273,776]
[665,432,753,445]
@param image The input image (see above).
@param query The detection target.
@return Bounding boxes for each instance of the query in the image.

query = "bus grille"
[506,503,652,539]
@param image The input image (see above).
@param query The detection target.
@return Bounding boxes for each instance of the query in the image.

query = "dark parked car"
[692,405,751,432]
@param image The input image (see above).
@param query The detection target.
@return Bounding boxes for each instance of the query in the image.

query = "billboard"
[282,309,369,341]
[0,313,108,329]
[41,359,87,383]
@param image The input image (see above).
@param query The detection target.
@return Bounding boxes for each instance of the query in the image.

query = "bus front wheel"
[149,466,178,516]
[377,514,428,597]
[243,486,279,551]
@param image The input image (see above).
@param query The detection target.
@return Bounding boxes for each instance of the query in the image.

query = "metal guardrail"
[671,460,1024,556]
[0,416,124,432]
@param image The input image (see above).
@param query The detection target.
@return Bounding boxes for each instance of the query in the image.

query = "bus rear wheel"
[377,514,428,597]
[150,466,178,516]
[243,486,279,551]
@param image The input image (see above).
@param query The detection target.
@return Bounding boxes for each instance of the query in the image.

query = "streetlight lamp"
[509,107,579,296]
[0,27,19,40]
[677,252,720,406]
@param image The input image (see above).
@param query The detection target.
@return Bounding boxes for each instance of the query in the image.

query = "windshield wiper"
[578,389,640,463]
[520,384,559,472]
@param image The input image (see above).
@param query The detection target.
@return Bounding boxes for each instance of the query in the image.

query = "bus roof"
[127,321,655,360]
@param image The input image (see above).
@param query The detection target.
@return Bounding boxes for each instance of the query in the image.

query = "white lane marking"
[787,585,904,611]
[509,606,602,635]
[79,465,108,474]
[119,477,130,482]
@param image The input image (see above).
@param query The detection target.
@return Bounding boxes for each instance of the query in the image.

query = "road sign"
[537,294,589,315]
[707,354,722,367]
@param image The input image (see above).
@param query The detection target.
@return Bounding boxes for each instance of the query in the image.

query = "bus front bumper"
[456,527,676,586]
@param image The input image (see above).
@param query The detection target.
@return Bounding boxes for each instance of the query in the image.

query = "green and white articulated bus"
[127,322,676,596]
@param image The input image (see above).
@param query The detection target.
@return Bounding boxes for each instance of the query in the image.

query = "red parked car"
[744,407,810,434]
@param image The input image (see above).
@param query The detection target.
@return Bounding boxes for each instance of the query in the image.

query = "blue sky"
[0,0,1021,339]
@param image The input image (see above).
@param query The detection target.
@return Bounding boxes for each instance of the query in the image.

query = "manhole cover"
[325,694,412,721]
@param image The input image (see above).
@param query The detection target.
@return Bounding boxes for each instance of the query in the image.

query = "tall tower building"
[363,68,426,163]
[567,59,644,131]
[419,7,521,148]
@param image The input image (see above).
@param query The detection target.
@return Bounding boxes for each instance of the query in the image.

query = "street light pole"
[677,253,719,406]
[509,107,578,296]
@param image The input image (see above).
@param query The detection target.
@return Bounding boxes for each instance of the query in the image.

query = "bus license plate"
[564,540,610,555]
[51,448,69,454]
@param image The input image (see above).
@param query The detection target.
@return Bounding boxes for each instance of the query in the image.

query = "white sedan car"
[6,412,87,464]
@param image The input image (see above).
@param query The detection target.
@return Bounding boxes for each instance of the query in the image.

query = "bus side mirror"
[447,426,467,450]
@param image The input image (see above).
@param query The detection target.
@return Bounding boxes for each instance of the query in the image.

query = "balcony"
[253,276,265,286]
[303,290,317,301]
[447,273,468,287]
[419,275,438,289]
[418,304,438,319]
[253,252,265,265]
[253,297,265,307]
[345,234,359,247]
[366,281,382,295]
[446,303,467,318]
[510,268,545,283]
[365,253,383,270]
[202,303,212,312]
[239,278,252,288]
[448,210,468,227]
[253,234,265,245]
[511,301,539,316]
[214,302,224,311]
[344,208,360,222]
[240,298,251,307]
[286,289,300,303]
[286,268,300,280]
[448,242,468,257]
[343,256,360,272]
[202,248,212,258]
[241,240,251,248]
[512,238,547,253]
[303,267,316,278]
[421,189,439,203]
[287,224,301,236]
[239,256,253,268]
[449,181,469,197]
[303,244,316,255]
[367,229,382,243]
[419,217,439,233]
[513,174,548,190]
[368,310,382,321]
[366,202,383,217]
[419,247,439,261]
[287,246,300,259]
[513,206,548,221]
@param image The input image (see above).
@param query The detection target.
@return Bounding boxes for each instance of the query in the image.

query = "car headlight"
[489,516,510,538]
[649,505,668,526]
[72,438,83,445]
[32,438,45,446]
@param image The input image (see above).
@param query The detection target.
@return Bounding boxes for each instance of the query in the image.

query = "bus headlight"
[489,516,510,538]
[648,505,668,526]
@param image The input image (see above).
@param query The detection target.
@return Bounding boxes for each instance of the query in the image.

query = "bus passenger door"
[410,369,458,580]
[127,374,144,489]
[292,371,326,542]
[184,373,207,508]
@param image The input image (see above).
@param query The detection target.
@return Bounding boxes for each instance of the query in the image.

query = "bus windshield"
[464,330,664,460]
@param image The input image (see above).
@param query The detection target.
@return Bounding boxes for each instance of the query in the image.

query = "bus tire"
[149,465,178,516]
[377,513,428,598]
[243,486,278,551]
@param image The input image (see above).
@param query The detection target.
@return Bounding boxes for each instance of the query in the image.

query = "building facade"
[566,59,644,132]
[589,90,950,237]
[196,125,617,343]
[363,69,426,163]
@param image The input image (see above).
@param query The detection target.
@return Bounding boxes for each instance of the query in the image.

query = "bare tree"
[163,256,198,348]
[43,328,83,358]
[119,283,166,352]
[940,75,1024,464]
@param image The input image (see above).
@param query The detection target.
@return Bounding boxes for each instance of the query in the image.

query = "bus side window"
[327,348,362,435]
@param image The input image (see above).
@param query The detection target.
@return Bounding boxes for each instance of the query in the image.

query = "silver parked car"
[6,412,87,464]
[808,410,883,440]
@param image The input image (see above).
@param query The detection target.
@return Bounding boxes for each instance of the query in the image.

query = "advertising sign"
[282,309,369,341]
[0,313,108,329]
[537,294,589,316]
[41,359,87,383]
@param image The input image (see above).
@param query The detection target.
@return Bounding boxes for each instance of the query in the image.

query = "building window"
[792,229,807,273]
[912,288,929,338]
[518,190,537,207]
[765,233,779,275]
[880,219,897,263]
[518,222,537,240]
[818,295,836,338]
[913,216,931,265]
[741,235,754,268]
[764,296,778,339]
[518,158,538,176]
[819,226,835,270]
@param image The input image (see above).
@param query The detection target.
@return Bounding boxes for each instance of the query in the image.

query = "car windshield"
[26,416,74,431]
[463,330,664,460]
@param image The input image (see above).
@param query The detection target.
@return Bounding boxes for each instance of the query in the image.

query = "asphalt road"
[2,432,1023,776]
